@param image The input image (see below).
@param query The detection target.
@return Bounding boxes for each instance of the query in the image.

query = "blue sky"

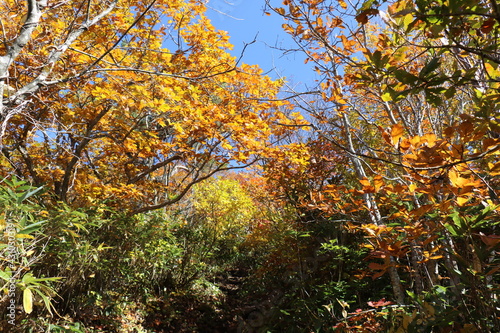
[205,0,318,90]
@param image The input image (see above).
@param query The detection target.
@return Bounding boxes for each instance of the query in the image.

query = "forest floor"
[143,268,252,333]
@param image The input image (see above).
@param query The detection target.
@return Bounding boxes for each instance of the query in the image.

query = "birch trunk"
[342,113,405,304]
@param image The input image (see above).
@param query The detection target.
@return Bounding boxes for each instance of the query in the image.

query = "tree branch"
[11,0,119,101]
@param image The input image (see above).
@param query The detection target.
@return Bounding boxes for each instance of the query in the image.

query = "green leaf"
[22,273,37,284]
[0,270,12,281]
[445,223,459,236]
[444,86,457,99]
[419,58,441,78]
[403,13,414,31]
[2,176,24,188]
[394,69,419,85]
[4,188,18,201]
[449,0,461,12]
[18,220,47,235]
[359,0,377,12]
[16,185,34,192]
[24,275,63,283]
[17,186,44,204]
[425,90,442,106]
[370,50,382,68]
[435,285,447,295]
[471,205,500,229]
[33,288,54,315]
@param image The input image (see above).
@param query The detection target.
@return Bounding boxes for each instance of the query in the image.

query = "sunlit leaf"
[23,288,33,314]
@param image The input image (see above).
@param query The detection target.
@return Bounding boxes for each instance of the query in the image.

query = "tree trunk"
[342,113,405,304]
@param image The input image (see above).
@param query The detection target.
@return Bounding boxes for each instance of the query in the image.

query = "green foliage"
[0,174,262,331]
[0,176,61,318]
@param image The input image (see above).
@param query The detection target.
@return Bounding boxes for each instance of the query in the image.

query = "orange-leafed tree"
[267,0,500,330]
[0,0,301,214]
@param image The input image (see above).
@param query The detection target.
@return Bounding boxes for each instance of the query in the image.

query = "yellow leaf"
[421,133,437,147]
[428,255,443,260]
[381,92,392,102]
[457,196,469,206]
[157,118,166,127]
[448,169,469,188]
[23,288,33,314]
[16,234,34,239]
[391,124,404,145]
[410,135,422,146]
[485,62,500,78]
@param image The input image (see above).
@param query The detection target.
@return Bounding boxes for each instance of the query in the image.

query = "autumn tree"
[191,176,257,240]
[266,0,500,330]
[0,0,301,214]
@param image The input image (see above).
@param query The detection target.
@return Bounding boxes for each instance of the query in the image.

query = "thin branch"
[81,0,158,75]
[127,155,183,184]
[11,0,119,101]
[58,104,113,201]
[312,122,500,173]
[130,161,257,215]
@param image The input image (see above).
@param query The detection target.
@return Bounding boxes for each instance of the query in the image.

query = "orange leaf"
[359,178,371,187]
[400,138,411,150]
[458,120,474,139]
[428,255,443,260]
[373,175,384,192]
[391,124,404,146]
[380,126,392,145]
[448,169,469,188]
